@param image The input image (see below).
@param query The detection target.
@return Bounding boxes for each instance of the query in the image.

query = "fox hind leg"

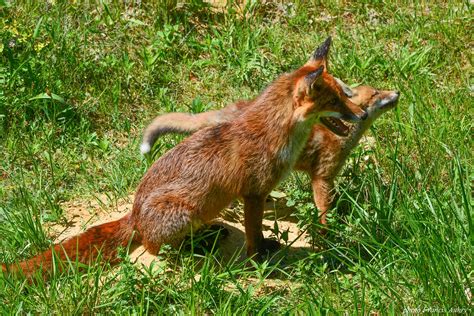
[137,197,200,256]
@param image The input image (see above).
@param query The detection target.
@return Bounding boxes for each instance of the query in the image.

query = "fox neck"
[341,116,376,152]
[242,75,315,169]
[279,115,316,168]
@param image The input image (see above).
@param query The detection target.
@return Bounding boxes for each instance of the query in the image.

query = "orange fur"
[2,37,368,278]
[140,85,399,227]
[2,214,135,278]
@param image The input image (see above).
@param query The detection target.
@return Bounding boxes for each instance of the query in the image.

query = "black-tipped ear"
[305,66,324,90]
[312,36,332,61]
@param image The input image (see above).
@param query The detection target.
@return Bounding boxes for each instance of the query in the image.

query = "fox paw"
[257,238,281,254]
[182,224,229,254]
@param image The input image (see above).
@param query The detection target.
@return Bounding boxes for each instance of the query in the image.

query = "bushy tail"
[140,101,250,154]
[2,213,136,279]
[140,111,221,154]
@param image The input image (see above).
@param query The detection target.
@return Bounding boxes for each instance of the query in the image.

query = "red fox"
[2,37,367,278]
[140,84,399,226]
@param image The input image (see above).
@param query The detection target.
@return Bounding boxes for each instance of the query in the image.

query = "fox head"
[351,85,400,114]
[292,37,368,124]
[320,82,400,136]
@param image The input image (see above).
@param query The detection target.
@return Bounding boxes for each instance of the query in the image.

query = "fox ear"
[305,66,324,91]
[335,77,353,97]
[308,36,331,67]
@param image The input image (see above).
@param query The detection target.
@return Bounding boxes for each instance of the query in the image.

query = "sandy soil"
[47,194,316,269]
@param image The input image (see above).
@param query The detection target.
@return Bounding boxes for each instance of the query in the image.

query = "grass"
[0,0,472,314]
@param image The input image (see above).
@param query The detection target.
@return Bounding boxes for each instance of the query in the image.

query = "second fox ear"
[307,36,332,67]
[335,78,353,97]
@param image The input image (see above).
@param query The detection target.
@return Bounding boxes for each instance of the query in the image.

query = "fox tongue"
[320,117,349,136]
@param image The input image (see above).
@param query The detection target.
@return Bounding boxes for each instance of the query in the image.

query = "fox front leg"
[243,195,280,259]
[311,177,335,228]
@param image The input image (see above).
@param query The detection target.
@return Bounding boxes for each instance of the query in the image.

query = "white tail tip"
[140,142,151,154]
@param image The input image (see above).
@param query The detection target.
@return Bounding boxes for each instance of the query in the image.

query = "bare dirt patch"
[49,194,316,268]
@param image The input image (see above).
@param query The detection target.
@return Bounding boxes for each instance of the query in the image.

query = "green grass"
[0,0,472,314]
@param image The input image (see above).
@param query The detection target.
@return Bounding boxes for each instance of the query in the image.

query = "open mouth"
[320,117,349,136]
